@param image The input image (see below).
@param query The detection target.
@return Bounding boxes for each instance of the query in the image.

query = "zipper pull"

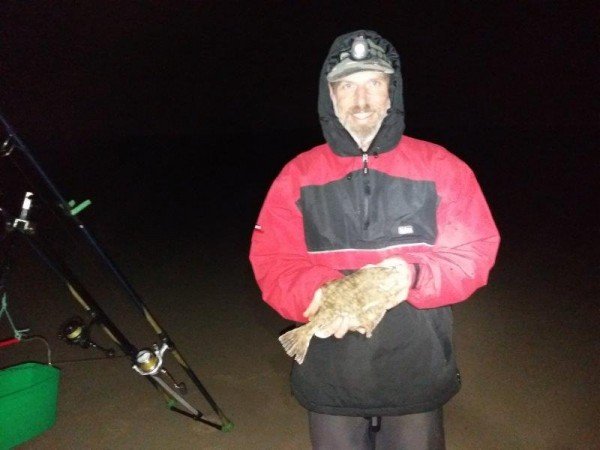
[362,152,369,174]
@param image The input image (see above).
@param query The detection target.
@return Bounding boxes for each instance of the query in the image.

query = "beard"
[338,105,386,141]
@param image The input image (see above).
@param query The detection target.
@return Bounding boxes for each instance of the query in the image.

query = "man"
[250,30,499,449]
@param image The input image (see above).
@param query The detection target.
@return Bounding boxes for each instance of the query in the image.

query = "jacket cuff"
[410,263,421,290]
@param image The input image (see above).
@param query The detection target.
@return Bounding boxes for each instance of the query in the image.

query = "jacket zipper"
[362,150,370,230]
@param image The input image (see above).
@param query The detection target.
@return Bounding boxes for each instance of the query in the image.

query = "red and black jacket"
[250,30,500,416]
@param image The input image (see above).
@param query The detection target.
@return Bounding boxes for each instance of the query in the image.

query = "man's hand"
[304,288,360,339]
[367,257,413,309]
[303,288,323,319]
[315,314,363,339]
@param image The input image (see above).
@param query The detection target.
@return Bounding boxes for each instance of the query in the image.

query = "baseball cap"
[327,35,394,82]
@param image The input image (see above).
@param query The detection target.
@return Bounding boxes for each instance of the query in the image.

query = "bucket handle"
[0,335,53,365]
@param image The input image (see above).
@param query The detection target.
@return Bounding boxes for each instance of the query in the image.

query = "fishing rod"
[0,113,232,431]
[18,221,217,426]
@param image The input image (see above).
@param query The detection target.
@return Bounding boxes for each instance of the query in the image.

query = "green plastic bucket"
[0,362,60,449]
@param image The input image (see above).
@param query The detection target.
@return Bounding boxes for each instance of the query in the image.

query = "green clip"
[68,199,92,216]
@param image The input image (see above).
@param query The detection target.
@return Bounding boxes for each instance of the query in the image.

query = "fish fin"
[364,310,387,338]
[371,309,386,329]
[278,325,313,365]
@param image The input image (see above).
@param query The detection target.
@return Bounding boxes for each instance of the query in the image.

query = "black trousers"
[308,409,445,450]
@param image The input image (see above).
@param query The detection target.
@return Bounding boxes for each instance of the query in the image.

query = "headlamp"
[350,36,369,60]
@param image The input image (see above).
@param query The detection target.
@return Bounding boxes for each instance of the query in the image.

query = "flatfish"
[278,266,403,364]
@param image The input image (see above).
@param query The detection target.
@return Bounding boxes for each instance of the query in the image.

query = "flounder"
[278,266,403,364]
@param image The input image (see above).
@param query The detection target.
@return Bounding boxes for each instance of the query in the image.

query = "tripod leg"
[152,375,199,416]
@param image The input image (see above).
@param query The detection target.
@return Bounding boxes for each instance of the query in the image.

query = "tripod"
[0,114,232,431]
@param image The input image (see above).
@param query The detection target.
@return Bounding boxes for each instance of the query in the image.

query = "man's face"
[329,70,391,141]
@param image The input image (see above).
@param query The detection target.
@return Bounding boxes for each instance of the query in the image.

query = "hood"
[318,30,405,157]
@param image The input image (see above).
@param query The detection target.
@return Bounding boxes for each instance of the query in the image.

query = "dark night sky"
[0,2,596,242]
[1,2,595,139]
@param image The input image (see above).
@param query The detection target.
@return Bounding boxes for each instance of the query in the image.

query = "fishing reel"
[133,342,187,394]
[5,192,36,235]
[58,316,115,357]
[0,135,18,157]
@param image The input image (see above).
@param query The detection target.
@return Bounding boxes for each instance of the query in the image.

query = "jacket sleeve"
[249,163,344,322]
[401,162,500,309]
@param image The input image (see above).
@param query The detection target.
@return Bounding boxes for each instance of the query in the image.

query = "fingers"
[352,326,372,338]
[303,288,323,318]
[333,316,350,339]
[315,315,355,339]
[314,327,334,338]
[314,315,342,339]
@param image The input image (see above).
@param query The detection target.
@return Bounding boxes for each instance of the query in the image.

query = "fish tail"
[278,324,314,365]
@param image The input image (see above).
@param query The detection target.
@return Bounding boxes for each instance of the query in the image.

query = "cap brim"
[327,58,394,82]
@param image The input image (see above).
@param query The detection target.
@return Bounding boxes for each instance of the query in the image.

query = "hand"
[366,257,413,309]
[303,288,323,319]
[303,287,357,339]
[314,314,362,339]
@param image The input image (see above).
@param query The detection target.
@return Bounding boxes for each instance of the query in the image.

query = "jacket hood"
[318,30,405,157]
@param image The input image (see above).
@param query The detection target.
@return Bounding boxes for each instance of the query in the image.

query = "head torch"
[327,35,394,82]
[350,36,369,60]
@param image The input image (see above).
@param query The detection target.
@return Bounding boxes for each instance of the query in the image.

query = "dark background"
[1,2,596,243]
[0,3,596,234]
[0,2,597,448]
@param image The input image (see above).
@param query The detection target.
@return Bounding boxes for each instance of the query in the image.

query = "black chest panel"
[298,169,439,252]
